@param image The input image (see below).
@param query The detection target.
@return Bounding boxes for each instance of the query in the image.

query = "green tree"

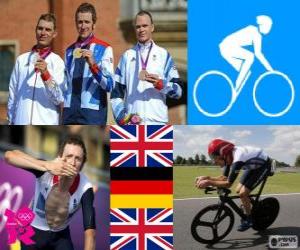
[174,155,183,165]
[194,154,200,165]
[294,155,300,167]
[187,157,194,165]
[200,154,208,165]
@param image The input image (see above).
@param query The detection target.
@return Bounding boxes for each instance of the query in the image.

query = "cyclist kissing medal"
[73,48,82,59]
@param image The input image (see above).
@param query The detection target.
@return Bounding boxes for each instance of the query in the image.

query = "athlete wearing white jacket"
[7,13,65,125]
[111,11,182,125]
[7,51,65,125]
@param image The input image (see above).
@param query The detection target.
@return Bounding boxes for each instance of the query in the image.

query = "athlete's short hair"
[135,10,153,24]
[36,13,57,30]
[58,135,87,168]
[75,2,97,24]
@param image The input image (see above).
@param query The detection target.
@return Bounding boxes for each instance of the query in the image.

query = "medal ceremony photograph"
[0,0,187,126]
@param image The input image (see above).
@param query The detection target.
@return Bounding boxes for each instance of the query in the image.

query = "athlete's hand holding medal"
[73,48,95,66]
[138,42,161,88]
[144,73,161,88]
[73,47,82,59]
[31,46,52,73]
[34,58,47,73]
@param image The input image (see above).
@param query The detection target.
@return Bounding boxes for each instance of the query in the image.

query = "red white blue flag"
[110,125,173,167]
[110,208,173,250]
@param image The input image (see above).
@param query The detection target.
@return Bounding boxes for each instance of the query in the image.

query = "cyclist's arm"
[195,175,226,185]
[4,150,77,177]
[206,179,231,188]
[5,150,49,172]
[196,175,228,188]
[207,162,244,188]
[253,34,273,71]
[226,161,244,185]
[81,188,96,250]
[208,175,227,181]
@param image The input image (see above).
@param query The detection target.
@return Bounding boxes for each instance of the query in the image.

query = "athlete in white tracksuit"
[8,52,65,125]
[111,11,182,125]
[7,14,65,125]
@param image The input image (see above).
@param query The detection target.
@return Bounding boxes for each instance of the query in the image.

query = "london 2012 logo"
[0,182,35,245]
[5,207,35,245]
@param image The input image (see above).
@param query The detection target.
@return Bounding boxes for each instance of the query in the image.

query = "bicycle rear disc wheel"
[191,204,234,245]
[252,197,280,231]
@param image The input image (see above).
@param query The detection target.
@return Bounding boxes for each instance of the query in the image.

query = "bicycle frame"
[212,175,268,221]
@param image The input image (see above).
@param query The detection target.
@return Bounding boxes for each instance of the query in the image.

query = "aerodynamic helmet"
[208,138,235,160]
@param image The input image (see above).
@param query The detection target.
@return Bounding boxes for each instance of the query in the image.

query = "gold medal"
[73,48,82,59]
[139,70,148,81]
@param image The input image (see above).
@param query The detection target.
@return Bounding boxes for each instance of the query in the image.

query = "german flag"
[111,168,173,208]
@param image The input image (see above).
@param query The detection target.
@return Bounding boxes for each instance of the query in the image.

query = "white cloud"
[174,126,222,157]
[266,126,300,165]
[174,126,300,165]
[231,130,252,138]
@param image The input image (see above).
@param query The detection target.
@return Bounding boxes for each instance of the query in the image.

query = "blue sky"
[174,126,300,165]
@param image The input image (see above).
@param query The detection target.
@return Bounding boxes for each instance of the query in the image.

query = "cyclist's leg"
[244,165,270,191]
[239,168,266,214]
[219,42,243,71]
[235,48,254,90]
[237,170,255,231]
[235,183,242,193]
[237,184,252,216]
[239,166,269,210]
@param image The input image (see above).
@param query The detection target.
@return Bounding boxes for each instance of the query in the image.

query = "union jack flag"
[110,208,173,250]
[110,125,173,167]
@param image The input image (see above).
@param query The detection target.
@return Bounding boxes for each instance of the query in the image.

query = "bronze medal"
[45,184,70,230]
[139,70,148,81]
[73,48,82,59]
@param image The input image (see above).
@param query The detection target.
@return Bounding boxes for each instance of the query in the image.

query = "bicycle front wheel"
[191,204,234,245]
[253,71,294,117]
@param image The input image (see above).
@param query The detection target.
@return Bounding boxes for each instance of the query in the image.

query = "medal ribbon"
[32,45,52,60]
[75,33,94,48]
[30,45,52,124]
[138,42,153,70]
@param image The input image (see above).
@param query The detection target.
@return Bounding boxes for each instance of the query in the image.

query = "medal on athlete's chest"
[138,42,153,81]
[139,70,148,81]
[73,48,82,59]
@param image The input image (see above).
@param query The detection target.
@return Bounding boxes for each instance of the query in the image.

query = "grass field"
[174,166,300,199]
